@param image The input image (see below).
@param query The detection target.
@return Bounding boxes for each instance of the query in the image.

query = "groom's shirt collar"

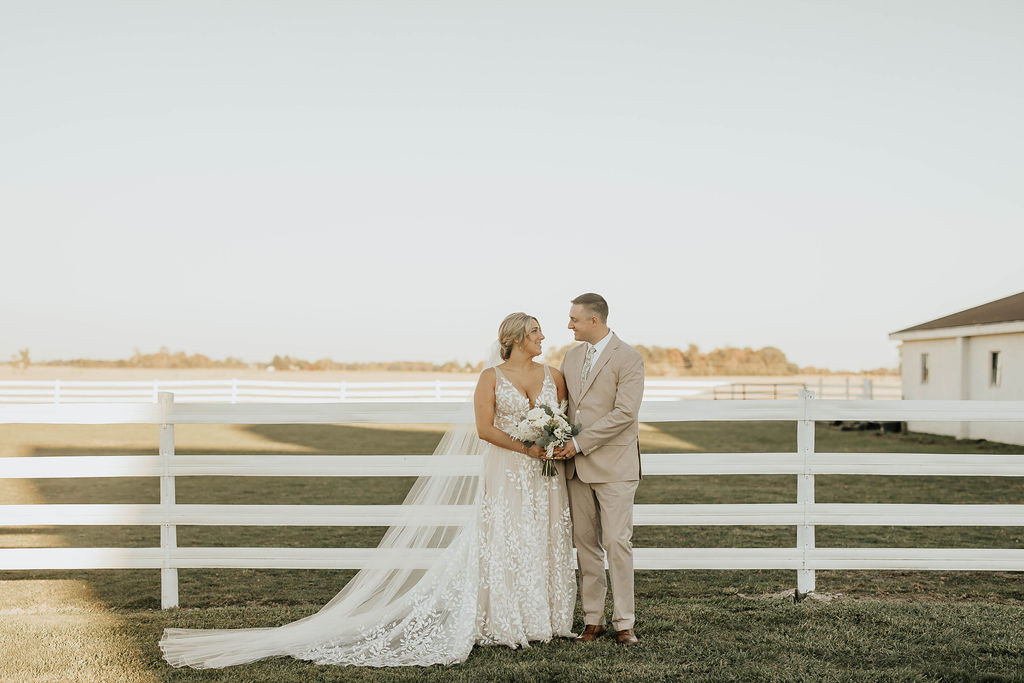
[588,330,613,366]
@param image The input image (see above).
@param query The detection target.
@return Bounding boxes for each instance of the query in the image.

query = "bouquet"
[514,400,581,477]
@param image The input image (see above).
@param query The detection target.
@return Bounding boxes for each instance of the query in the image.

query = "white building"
[889,291,1024,446]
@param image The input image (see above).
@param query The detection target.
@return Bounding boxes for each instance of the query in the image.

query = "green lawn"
[1,421,1023,681]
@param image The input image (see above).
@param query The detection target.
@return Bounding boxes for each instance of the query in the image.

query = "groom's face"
[568,304,599,344]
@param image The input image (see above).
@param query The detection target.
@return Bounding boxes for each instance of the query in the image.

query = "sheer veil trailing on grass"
[159,348,503,668]
[160,342,579,668]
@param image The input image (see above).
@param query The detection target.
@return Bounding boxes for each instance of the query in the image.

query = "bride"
[160,312,577,668]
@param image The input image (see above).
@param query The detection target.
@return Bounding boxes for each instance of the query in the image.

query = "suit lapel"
[566,343,585,401]
[579,333,620,400]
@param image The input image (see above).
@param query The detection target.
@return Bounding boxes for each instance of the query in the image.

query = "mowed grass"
[1,420,1023,681]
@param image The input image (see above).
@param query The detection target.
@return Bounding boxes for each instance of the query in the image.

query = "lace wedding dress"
[160,364,576,669]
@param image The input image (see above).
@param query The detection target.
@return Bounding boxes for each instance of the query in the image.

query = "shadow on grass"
[243,423,448,455]
[29,423,450,458]
[643,420,797,453]
[643,420,1024,455]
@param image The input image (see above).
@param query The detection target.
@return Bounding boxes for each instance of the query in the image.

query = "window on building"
[920,353,929,384]
[990,351,1001,387]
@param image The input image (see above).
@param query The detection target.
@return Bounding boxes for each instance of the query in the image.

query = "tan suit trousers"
[566,475,639,631]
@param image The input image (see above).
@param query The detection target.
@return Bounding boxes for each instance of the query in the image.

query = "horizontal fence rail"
[6,547,1023,573]
[0,377,900,404]
[713,377,901,400]
[0,392,1020,608]
[0,398,1016,425]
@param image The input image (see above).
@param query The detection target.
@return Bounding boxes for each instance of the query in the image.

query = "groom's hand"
[553,442,577,459]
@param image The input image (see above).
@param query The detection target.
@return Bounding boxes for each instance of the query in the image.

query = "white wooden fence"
[713,377,902,400]
[1,392,1021,609]
[0,377,902,404]
[0,379,727,404]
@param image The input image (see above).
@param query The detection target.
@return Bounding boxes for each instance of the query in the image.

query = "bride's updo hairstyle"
[498,312,538,361]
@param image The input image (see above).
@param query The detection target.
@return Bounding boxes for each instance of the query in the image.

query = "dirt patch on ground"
[739,589,844,603]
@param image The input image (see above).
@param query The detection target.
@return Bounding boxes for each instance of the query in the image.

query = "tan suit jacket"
[561,333,644,483]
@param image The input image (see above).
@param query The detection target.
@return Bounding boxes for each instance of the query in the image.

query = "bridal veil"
[159,347,502,668]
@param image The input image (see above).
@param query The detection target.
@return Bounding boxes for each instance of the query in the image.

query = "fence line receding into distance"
[0,377,899,404]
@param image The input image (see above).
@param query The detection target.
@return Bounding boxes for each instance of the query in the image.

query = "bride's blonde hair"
[498,312,538,361]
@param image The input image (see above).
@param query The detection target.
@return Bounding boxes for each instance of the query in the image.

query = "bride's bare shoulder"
[474,368,497,401]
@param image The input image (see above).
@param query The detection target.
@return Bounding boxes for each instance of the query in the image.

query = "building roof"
[893,291,1024,334]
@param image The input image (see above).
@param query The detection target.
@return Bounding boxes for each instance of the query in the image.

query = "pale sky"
[2,1,1022,371]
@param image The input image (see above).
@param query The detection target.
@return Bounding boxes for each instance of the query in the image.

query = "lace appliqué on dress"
[480,368,575,646]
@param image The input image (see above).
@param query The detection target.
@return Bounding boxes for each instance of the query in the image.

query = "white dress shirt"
[586,330,613,369]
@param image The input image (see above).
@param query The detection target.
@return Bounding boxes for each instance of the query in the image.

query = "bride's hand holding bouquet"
[513,400,581,476]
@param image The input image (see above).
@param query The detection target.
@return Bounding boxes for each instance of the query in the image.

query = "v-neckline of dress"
[497,369,551,410]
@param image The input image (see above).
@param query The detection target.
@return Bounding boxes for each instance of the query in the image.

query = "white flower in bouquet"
[513,400,580,477]
[525,407,548,422]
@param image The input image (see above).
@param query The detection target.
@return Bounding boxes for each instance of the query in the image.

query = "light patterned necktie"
[581,344,596,383]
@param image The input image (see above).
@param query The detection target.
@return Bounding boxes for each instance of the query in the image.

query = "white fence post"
[339,382,347,401]
[54,379,61,404]
[797,388,816,594]
[231,378,238,404]
[435,379,442,401]
[862,378,873,400]
[159,392,178,608]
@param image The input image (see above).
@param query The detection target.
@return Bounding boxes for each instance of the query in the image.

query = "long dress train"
[159,364,575,668]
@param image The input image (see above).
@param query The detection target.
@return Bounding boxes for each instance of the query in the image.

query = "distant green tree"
[11,348,30,369]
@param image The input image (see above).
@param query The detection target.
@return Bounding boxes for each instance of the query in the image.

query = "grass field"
[2,420,1023,681]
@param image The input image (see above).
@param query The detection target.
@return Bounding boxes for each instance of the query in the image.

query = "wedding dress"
[160,364,576,668]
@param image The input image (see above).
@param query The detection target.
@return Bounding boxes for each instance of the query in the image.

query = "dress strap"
[543,365,552,381]
[493,366,505,382]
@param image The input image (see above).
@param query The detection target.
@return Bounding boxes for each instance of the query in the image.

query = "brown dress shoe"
[574,624,606,642]
[615,628,639,645]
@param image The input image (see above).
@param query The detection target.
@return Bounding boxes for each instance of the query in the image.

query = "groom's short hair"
[572,293,608,323]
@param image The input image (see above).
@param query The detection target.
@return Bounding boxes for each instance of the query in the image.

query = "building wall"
[900,338,961,438]
[900,332,1024,445]
[964,332,1024,444]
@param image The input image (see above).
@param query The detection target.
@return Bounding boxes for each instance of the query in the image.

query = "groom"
[554,293,645,646]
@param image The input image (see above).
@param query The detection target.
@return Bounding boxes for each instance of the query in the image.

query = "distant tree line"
[544,344,895,376]
[264,355,480,373]
[4,347,481,373]
[5,345,895,375]
[22,347,250,369]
